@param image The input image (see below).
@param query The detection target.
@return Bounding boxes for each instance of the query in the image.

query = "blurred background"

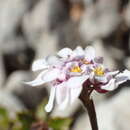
[0,0,130,130]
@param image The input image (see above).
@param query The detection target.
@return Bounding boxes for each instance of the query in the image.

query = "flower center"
[82,59,90,64]
[70,66,82,73]
[93,67,104,76]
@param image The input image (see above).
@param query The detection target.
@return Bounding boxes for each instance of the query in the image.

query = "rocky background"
[0,0,130,130]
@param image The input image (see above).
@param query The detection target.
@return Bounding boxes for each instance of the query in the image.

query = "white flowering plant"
[26,46,130,130]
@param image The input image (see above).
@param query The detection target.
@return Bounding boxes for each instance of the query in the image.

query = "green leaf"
[48,117,72,130]
[17,111,35,130]
[35,99,48,121]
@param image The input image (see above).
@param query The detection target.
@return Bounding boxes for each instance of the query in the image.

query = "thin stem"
[79,86,98,130]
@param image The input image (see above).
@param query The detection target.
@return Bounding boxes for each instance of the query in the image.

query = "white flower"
[26,46,130,112]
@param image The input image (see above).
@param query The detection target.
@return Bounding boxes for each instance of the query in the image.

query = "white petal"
[45,87,56,112]
[95,76,108,83]
[73,46,85,56]
[70,86,82,104]
[43,69,60,82]
[32,59,48,71]
[116,69,130,78]
[101,79,116,91]
[56,82,67,105]
[58,87,70,110]
[67,75,89,89]
[25,70,48,86]
[106,70,119,76]
[85,46,95,61]
[57,48,73,58]
[115,69,130,86]
[46,56,61,65]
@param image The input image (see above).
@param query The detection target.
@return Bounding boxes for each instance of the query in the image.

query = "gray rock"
[79,0,121,41]
[125,2,130,27]
[5,71,48,109]
[22,0,52,45]
[73,88,130,130]
[35,32,58,59]
[0,54,6,88]
[0,90,25,118]
[92,40,116,69]
[0,0,29,42]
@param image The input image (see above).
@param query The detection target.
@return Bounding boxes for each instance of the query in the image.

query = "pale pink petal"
[70,86,82,104]
[47,56,62,65]
[57,48,73,58]
[85,46,95,61]
[25,70,48,86]
[73,46,85,56]
[45,87,56,112]
[101,79,116,91]
[67,75,89,89]
[43,69,60,82]
[32,59,48,71]
[58,87,70,110]
[56,82,67,105]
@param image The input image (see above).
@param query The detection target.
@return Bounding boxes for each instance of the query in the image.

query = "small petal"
[43,69,60,82]
[85,46,95,61]
[57,48,73,58]
[32,59,48,71]
[73,46,85,56]
[45,87,56,112]
[95,76,107,83]
[101,79,116,91]
[94,57,103,64]
[67,75,89,88]
[116,69,130,78]
[70,87,82,104]
[25,70,48,86]
[115,69,130,86]
[106,70,119,76]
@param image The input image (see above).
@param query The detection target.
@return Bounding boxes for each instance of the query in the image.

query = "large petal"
[45,87,56,112]
[46,55,62,65]
[56,82,68,105]
[70,86,82,104]
[43,69,60,82]
[25,70,48,86]
[101,79,116,91]
[115,69,130,86]
[57,48,73,58]
[67,75,89,89]
[32,59,48,71]
[58,87,70,110]
[85,46,95,61]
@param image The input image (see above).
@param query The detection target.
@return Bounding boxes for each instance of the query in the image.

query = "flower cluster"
[27,46,130,112]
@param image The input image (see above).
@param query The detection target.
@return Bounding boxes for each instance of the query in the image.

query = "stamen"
[82,59,90,64]
[71,66,82,73]
[93,67,104,76]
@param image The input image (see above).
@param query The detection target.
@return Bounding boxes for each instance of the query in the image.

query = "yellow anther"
[93,67,104,76]
[71,66,82,73]
[82,59,90,64]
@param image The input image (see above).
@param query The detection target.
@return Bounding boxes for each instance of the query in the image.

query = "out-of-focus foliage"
[48,117,72,130]
[0,100,72,130]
